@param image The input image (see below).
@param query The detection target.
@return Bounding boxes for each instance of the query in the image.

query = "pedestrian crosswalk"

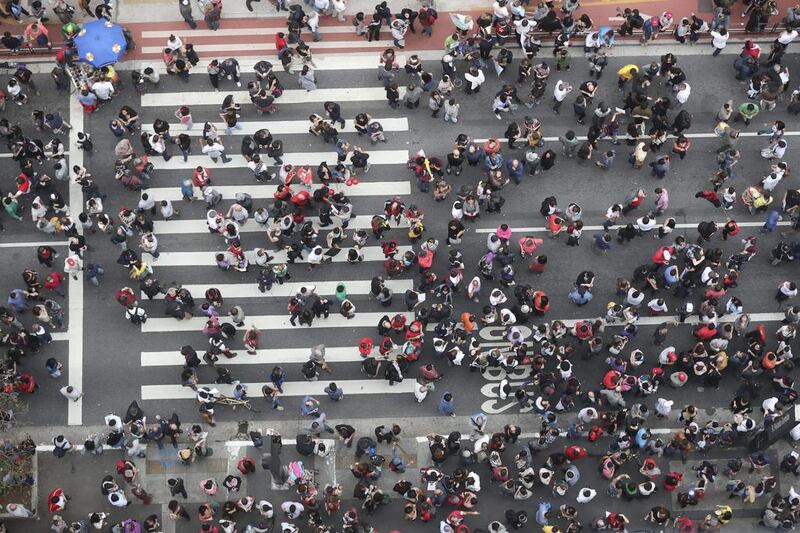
[128,61,425,414]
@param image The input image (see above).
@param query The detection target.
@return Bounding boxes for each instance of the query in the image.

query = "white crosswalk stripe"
[150,150,408,170]
[179,118,409,136]
[141,40,394,55]
[154,214,380,234]
[138,53,416,74]
[142,86,406,107]
[143,279,412,300]
[141,311,414,333]
[141,379,416,400]
[151,244,410,267]
[141,345,378,366]
[141,27,381,38]
[146,181,411,202]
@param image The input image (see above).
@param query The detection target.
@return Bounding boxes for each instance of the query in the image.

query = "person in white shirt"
[761,172,782,191]
[5,503,35,517]
[655,397,673,418]
[778,27,799,45]
[492,0,509,21]
[280,501,304,519]
[108,490,130,507]
[576,487,597,503]
[552,80,572,113]
[636,215,656,233]
[306,11,321,42]
[166,34,183,55]
[160,199,178,219]
[464,67,485,94]
[710,27,729,56]
[762,139,787,160]
[674,82,691,105]
[91,79,114,101]
[202,139,231,163]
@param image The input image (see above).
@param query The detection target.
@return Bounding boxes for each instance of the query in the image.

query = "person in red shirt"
[418,6,437,37]
[193,166,210,188]
[722,218,739,240]
[275,32,288,56]
[44,271,65,297]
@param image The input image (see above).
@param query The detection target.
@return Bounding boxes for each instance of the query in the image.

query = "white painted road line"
[140,39,393,55]
[152,244,411,267]
[0,241,69,248]
[141,27,378,38]
[143,279,412,300]
[475,220,792,234]
[150,150,409,170]
[141,345,373,367]
[141,311,414,333]
[179,118,409,137]
[147,181,411,202]
[51,332,69,342]
[141,379,416,400]
[154,214,382,234]
[137,54,412,74]
[473,130,800,145]
[67,95,84,426]
[142,86,406,107]
[474,312,789,347]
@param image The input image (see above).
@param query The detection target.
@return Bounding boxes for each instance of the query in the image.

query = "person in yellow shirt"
[542,526,562,533]
[617,64,639,91]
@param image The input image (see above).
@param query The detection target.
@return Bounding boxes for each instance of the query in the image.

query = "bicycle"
[216,395,261,413]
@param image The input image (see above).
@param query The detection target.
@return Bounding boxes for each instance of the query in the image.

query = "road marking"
[142,86,406,107]
[141,311,414,333]
[141,27,377,38]
[67,96,84,427]
[149,150,409,170]
[473,130,800,145]
[178,118,409,137]
[128,53,414,74]
[154,214,377,234]
[141,379,416,400]
[0,241,69,248]
[141,345,375,367]
[143,279,412,300]
[145,181,411,203]
[475,220,792,233]
[140,39,394,55]
[152,244,411,267]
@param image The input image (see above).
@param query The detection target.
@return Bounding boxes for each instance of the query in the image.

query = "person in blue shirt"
[484,151,504,172]
[663,264,681,287]
[438,392,456,417]
[506,158,524,184]
[7,289,27,313]
[760,210,782,233]
[592,232,612,253]
[323,382,344,401]
[568,287,593,306]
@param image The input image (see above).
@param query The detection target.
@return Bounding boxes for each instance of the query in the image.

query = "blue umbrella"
[74,19,126,68]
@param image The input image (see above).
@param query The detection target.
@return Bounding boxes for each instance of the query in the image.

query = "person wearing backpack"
[125,304,147,324]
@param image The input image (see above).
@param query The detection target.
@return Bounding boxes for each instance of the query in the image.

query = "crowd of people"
[3,0,800,530]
